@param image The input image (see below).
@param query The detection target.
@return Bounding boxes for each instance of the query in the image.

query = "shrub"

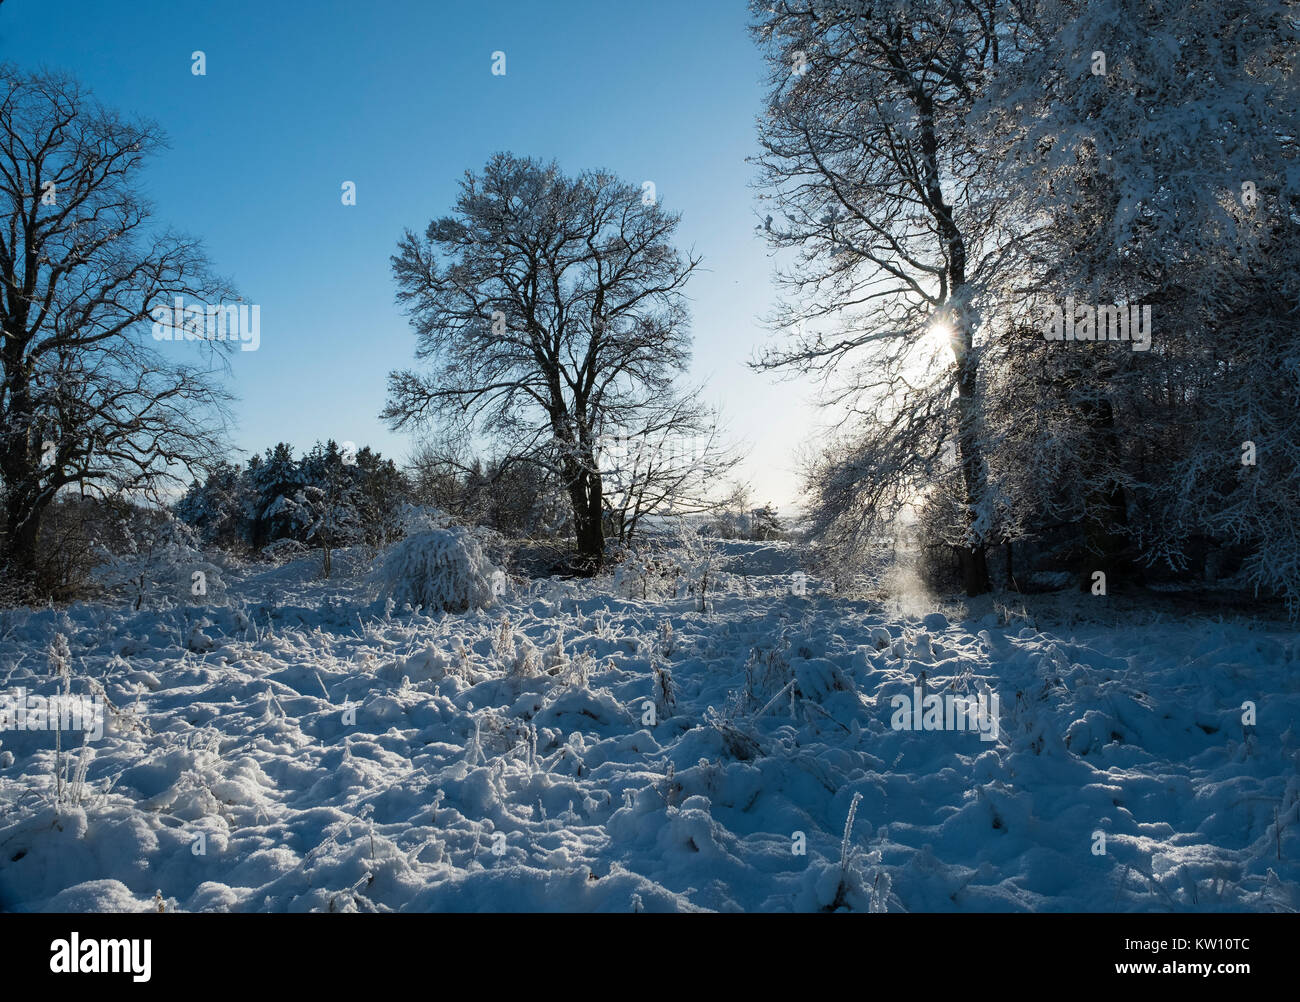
[372,526,498,613]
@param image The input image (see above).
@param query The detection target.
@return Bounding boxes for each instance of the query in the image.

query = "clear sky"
[3,0,822,510]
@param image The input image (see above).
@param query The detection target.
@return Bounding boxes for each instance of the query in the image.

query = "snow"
[0,539,1296,912]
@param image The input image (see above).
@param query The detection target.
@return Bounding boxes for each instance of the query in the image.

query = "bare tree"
[385,153,701,572]
[749,0,1028,595]
[0,66,235,590]
[598,390,743,547]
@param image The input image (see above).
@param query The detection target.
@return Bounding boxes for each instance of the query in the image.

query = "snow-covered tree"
[749,0,1022,595]
[247,443,307,547]
[175,461,251,548]
[975,0,1300,598]
[384,153,702,573]
[750,504,784,541]
[297,441,365,578]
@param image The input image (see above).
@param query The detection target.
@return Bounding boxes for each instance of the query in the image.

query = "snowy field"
[1,539,1297,912]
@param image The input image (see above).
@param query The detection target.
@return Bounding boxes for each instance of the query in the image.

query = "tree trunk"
[0,365,45,579]
[1077,390,1130,590]
[954,332,991,597]
[566,463,604,575]
[1,475,45,583]
[914,81,991,598]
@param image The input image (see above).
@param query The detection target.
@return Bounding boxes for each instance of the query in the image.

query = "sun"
[926,317,956,356]
[925,315,967,362]
[928,318,954,344]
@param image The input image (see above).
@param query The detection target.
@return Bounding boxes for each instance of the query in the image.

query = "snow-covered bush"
[611,551,682,601]
[372,526,498,613]
[673,519,724,611]
[399,504,452,535]
[92,510,227,609]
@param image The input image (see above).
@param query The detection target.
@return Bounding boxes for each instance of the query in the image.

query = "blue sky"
[3,0,820,509]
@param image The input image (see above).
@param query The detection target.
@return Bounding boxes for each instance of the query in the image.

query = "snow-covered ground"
[1,540,1297,912]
